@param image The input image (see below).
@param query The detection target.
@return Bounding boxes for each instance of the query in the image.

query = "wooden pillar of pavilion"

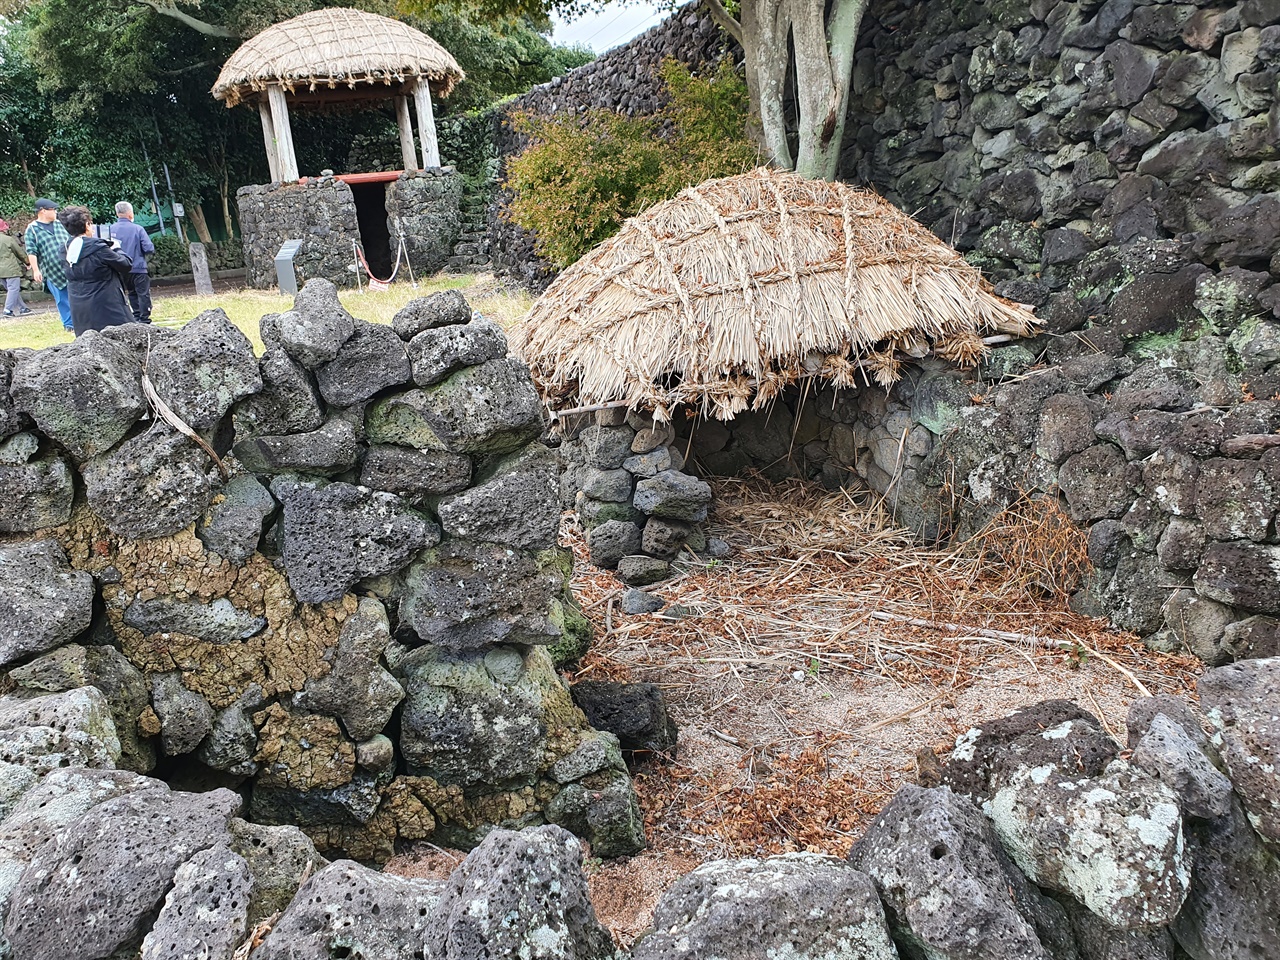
[395,96,419,171]
[412,79,440,168]
[266,83,300,182]
[257,101,281,182]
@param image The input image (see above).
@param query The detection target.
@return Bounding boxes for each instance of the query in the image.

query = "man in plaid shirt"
[24,198,73,331]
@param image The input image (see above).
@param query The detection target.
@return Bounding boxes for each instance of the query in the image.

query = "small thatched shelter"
[516,168,1035,422]
[212,8,464,180]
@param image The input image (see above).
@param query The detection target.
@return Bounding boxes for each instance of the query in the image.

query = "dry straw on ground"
[566,478,1199,866]
[212,8,463,105]
[516,167,1036,421]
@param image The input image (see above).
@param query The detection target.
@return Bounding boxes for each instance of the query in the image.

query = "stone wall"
[238,171,464,289]
[387,169,464,278]
[489,0,735,290]
[0,283,644,865]
[237,178,361,290]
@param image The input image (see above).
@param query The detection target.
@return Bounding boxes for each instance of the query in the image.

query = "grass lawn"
[0,273,535,353]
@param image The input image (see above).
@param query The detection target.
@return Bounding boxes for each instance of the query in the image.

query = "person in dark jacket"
[62,206,134,336]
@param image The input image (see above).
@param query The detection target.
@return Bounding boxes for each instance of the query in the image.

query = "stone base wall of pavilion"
[388,169,464,278]
[238,178,362,290]
[238,170,463,290]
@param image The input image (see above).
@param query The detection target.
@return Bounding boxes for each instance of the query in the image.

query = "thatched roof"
[212,8,463,106]
[515,168,1037,422]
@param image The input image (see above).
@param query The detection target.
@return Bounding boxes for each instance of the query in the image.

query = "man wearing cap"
[24,199,73,331]
[0,218,32,317]
[111,201,154,324]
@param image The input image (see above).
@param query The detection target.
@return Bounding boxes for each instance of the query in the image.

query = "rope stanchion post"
[352,238,363,294]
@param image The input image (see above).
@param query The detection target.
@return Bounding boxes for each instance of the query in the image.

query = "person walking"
[0,219,32,317]
[111,201,154,323]
[63,206,134,336]
[23,198,73,331]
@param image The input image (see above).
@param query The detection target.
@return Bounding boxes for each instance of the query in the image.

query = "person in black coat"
[63,206,134,336]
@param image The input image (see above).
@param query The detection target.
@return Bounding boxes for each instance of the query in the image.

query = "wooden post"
[395,95,418,171]
[412,79,440,168]
[266,83,299,182]
[258,100,280,182]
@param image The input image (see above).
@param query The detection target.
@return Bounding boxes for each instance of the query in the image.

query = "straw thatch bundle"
[212,8,463,106]
[515,168,1036,422]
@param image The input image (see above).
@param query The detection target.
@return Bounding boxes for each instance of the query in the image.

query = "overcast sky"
[549,3,671,53]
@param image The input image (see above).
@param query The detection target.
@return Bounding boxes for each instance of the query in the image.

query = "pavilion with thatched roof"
[212,7,464,182]
[516,167,1036,424]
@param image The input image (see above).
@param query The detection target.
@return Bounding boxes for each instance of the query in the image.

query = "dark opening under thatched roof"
[515,168,1036,422]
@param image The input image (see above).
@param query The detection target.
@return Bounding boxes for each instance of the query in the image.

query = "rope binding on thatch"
[211,8,463,107]
[514,167,1038,423]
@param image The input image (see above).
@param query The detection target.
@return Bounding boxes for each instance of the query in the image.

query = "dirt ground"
[387,477,1201,948]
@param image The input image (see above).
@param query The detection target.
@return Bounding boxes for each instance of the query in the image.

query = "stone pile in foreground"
[0,282,642,869]
[0,657,1272,957]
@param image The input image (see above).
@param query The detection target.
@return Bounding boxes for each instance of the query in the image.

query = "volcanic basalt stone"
[125,594,267,645]
[151,671,215,757]
[9,332,144,462]
[81,424,215,539]
[198,694,261,776]
[570,680,678,757]
[0,686,122,772]
[407,317,508,386]
[3,787,241,960]
[146,308,262,431]
[0,349,21,441]
[398,540,563,650]
[436,444,559,551]
[253,859,444,960]
[1173,792,1280,960]
[391,289,472,341]
[396,645,551,788]
[579,466,634,502]
[1194,543,1280,613]
[366,359,544,455]
[8,643,153,772]
[280,279,356,368]
[0,452,74,533]
[293,597,404,742]
[0,540,95,669]
[986,760,1190,928]
[281,481,439,603]
[633,470,712,522]
[1131,713,1233,820]
[315,318,412,407]
[849,785,1074,960]
[939,700,1120,803]
[1198,658,1280,842]
[232,347,324,438]
[616,554,672,586]
[422,825,618,960]
[580,424,636,469]
[634,854,898,960]
[139,843,252,960]
[620,588,664,615]
[232,416,361,477]
[543,768,647,859]
[587,519,643,569]
[641,517,692,560]
[1222,616,1280,661]
[360,444,472,501]
[197,473,276,563]
[1059,444,1134,521]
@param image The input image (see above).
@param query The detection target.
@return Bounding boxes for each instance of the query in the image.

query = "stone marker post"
[189,242,214,296]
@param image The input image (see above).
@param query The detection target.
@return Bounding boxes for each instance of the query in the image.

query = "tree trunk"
[791,0,867,180]
[741,0,794,171]
[724,0,869,182]
[188,202,214,244]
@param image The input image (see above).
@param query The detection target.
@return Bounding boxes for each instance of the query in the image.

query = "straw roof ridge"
[212,8,463,106]
[514,167,1038,422]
